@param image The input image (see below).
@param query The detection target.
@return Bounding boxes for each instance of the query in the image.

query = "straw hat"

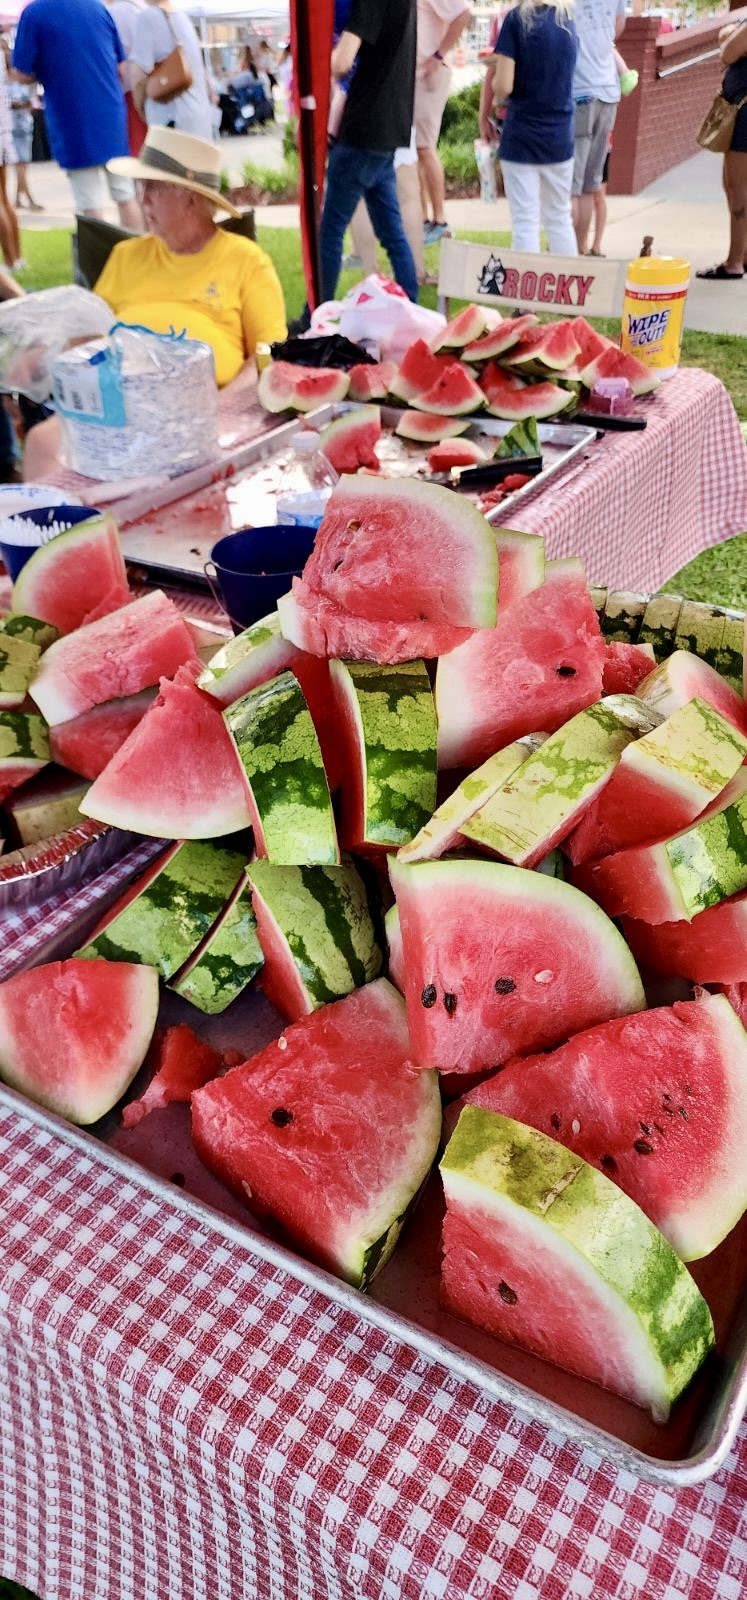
[108,126,242,217]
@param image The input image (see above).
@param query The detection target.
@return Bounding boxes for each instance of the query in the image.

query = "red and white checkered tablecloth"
[514,368,747,593]
[2,867,747,1600]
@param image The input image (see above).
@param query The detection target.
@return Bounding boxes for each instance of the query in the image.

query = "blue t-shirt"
[495,5,578,165]
[13,0,128,171]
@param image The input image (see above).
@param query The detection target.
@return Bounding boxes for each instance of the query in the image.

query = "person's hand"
[423,53,446,90]
[479,114,496,144]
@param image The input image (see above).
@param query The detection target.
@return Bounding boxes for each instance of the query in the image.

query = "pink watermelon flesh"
[456,993,747,1261]
[394,411,472,441]
[80,665,253,839]
[346,361,397,402]
[479,362,527,404]
[435,571,604,768]
[636,650,747,739]
[258,362,350,413]
[486,380,573,421]
[412,363,486,416]
[49,689,156,780]
[602,640,656,695]
[530,321,581,371]
[463,315,539,363]
[0,957,160,1124]
[427,439,486,472]
[11,514,131,636]
[711,983,747,1028]
[190,978,441,1287]
[622,897,747,984]
[278,584,477,666]
[431,304,497,350]
[580,345,659,397]
[495,529,545,615]
[318,406,381,474]
[121,1024,222,1127]
[28,589,197,727]
[389,339,453,401]
[502,326,550,366]
[389,855,645,1076]
[571,316,616,368]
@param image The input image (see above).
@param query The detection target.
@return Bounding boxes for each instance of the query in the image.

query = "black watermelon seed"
[271,1108,294,1127]
[331,559,343,572]
[497,1281,518,1305]
[421,983,437,1008]
[494,977,517,995]
[678,1106,689,1121]
[556,665,577,677]
[443,992,457,1015]
[634,1138,653,1155]
[601,1154,617,1173]
[170,1172,186,1187]
[639,1122,651,1135]
[550,1113,561,1131]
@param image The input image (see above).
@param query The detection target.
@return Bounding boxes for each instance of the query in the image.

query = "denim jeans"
[318,141,419,304]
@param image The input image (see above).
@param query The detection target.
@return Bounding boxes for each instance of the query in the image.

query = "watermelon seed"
[601,1154,617,1172]
[494,977,516,994]
[556,665,577,677]
[639,1122,651,1135]
[571,1118,581,1135]
[497,1280,518,1305]
[170,1172,186,1187]
[550,1113,561,1130]
[634,1138,654,1155]
[678,1106,689,1120]
[271,1107,294,1127]
[533,970,553,985]
[421,983,437,1008]
[346,519,361,531]
[443,992,458,1015]
[332,559,343,572]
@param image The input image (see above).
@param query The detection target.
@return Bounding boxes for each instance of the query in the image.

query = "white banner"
[438,239,628,320]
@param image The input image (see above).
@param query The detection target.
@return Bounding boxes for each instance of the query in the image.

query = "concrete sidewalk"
[15,138,740,337]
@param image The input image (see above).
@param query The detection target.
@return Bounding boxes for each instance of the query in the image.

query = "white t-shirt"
[573,0,626,103]
[132,6,213,138]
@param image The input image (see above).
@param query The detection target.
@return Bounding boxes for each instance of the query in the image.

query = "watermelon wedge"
[411,364,486,416]
[329,658,437,850]
[28,590,197,727]
[223,670,338,865]
[623,897,747,984]
[0,958,160,1125]
[317,406,381,474]
[191,979,442,1287]
[635,650,747,738]
[502,326,551,367]
[397,735,545,864]
[169,878,263,1015]
[479,363,527,406]
[247,859,382,1020]
[0,633,40,709]
[580,345,660,397]
[602,640,656,694]
[347,361,397,402]
[121,1024,223,1128]
[463,314,539,363]
[455,993,747,1262]
[495,527,545,613]
[258,362,350,414]
[431,305,499,351]
[11,513,131,635]
[571,316,616,368]
[80,667,253,839]
[49,689,157,780]
[394,411,471,442]
[426,439,486,472]
[388,855,646,1076]
[486,381,574,422]
[0,712,50,803]
[529,321,581,371]
[0,614,59,651]
[440,1107,714,1420]
[388,339,453,402]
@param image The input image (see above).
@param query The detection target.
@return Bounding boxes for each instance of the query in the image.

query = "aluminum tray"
[117,405,598,584]
[5,885,747,1488]
[0,820,162,913]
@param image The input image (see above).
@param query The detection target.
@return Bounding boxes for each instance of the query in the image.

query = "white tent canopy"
[173,0,289,23]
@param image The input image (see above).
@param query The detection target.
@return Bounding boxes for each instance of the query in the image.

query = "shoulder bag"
[146,9,193,104]
[697,89,747,154]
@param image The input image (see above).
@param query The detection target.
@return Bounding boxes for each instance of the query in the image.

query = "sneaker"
[341,253,363,270]
[424,221,451,246]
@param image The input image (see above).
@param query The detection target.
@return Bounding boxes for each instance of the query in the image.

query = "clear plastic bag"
[474,139,503,204]
[310,274,445,364]
[0,286,112,403]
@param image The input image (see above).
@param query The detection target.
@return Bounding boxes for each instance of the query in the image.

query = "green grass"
[0,1580,38,1599]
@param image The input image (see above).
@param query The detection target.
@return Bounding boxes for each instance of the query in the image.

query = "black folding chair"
[72,209,257,290]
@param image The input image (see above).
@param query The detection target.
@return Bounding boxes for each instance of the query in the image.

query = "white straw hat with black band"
[108,127,242,217]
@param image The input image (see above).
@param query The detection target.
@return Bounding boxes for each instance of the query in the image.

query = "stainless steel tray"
[117,405,598,584]
[4,886,747,1487]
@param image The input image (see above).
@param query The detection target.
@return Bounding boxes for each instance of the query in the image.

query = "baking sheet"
[5,887,747,1487]
[117,406,598,584]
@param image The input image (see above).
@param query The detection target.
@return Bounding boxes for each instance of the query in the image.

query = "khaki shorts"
[66,165,135,212]
[572,98,617,195]
[414,62,452,149]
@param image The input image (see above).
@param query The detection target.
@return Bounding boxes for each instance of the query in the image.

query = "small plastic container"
[0,504,99,582]
[620,255,690,380]
[589,377,635,416]
[206,523,317,633]
[276,430,338,529]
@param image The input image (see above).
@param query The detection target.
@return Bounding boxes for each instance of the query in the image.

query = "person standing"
[106,0,148,155]
[0,44,23,266]
[130,0,213,141]
[571,0,626,255]
[12,0,141,228]
[697,19,747,281]
[9,80,41,210]
[493,0,578,255]
[415,0,471,244]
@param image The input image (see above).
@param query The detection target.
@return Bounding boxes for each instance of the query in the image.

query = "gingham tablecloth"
[513,367,747,593]
[2,864,747,1600]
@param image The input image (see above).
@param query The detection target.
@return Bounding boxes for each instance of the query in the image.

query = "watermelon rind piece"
[440,1106,714,1421]
[330,658,437,849]
[0,633,40,710]
[170,878,264,1014]
[28,589,197,727]
[385,903,404,991]
[11,513,130,636]
[673,599,727,669]
[394,411,471,442]
[636,593,683,659]
[247,859,383,1019]
[599,589,646,643]
[411,364,487,416]
[224,669,339,865]
[198,611,296,707]
[459,992,747,1263]
[0,958,160,1125]
[0,614,59,651]
[462,314,539,363]
[431,304,498,352]
[190,978,442,1288]
[716,612,744,694]
[317,405,381,475]
[635,649,747,737]
[389,854,646,1076]
[257,361,350,414]
[347,361,397,402]
[397,734,546,864]
[77,837,248,978]
[496,417,540,460]
[0,711,50,803]
[486,381,574,422]
[4,767,89,846]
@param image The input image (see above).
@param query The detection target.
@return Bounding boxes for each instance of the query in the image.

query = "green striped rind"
[224,670,338,865]
[441,1107,714,1421]
[77,838,248,978]
[0,614,60,650]
[637,593,683,658]
[665,786,747,918]
[397,734,546,864]
[170,881,263,1013]
[0,712,50,763]
[626,696,747,799]
[197,611,295,706]
[713,614,744,693]
[331,658,437,848]
[248,860,383,1008]
[674,600,726,668]
[462,700,638,867]
[600,591,646,643]
[496,417,540,459]
[0,635,41,708]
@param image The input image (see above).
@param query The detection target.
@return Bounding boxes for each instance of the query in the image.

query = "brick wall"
[607,10,745,194]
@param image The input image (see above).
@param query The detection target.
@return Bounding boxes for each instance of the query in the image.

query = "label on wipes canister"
[620,257,690,380]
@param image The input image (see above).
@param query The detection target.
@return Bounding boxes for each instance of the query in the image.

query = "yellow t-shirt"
[94,229,287,388]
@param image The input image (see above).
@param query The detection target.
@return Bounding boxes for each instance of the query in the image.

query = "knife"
[557,410,647,431]
[429,456,544,490]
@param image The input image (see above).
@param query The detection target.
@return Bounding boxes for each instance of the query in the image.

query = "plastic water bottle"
[276,430,339,529]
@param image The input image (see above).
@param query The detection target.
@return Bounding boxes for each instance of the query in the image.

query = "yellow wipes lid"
[626,255,690,287]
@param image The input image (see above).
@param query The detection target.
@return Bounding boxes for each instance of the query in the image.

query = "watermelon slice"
[572,316,616,369]
[495,416,540,459]
[580,345,660,397]
[191,978,442,1287]
[495,527,545,614]
[329,658,437,850]
[426,439,486,472]
[257,362,350,414]
[394,411,471,442]
[486,381,574,422]
[80,668,253,839]
[602,640,656,694]
[635,650,747,738]
[388,855,645,1076]
[347,361,397,402]
[0,958,160,1125]
[440,1106,714,1420]
[170,879,263,1014]
[223,670,338,865]
[0,633,40,709]
[623,897,747,984]
[28,590,197,727]
[121,1024,223,1128]
[435,569,604,769]
[397,735,544,864]
[317,406,381,474]
[0,711,50,803]
[431,304,500,351]
[455,993,747,1262]
[502,326,551,367]
[280,475,498,665]
[49,688,157,780]
[479,363,527,405]
[388,339,453,402]
[463,315,539,363]
[247,859,382,1020]
[0,614,59,651]
[411,364,486,416]
[11,513,131,635]
[531,321,581,371]
[3,766,88,846]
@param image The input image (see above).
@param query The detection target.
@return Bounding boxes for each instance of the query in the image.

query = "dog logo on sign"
[477,253,506,297]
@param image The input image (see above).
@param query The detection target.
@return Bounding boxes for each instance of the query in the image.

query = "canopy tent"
[173,0,289,24]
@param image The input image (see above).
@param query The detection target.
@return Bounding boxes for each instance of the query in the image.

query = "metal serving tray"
[116,405,598,585]
[4,881,747,1488]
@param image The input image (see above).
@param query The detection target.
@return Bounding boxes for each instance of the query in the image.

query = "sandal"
[696,263,744,280]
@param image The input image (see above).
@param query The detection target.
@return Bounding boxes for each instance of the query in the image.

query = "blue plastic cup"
[206,523,317,633]
[0,504,101,582]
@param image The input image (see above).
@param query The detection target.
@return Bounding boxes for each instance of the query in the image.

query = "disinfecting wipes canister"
[621,256,690,380]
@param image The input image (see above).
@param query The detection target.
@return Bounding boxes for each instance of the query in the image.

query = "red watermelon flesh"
[278,582,478,666]
[435,570,604,768]
[28,590,197,727]
[347,361,397,402]
[431,304,498,351]
[455,993,747,1261]
[530,321,581,371]
[412,364,486,416]
[602,640,656,695]
[80,666,252,839]
[317,406,381,474]
[495,528,545,615]
[0,957,160,1124]
[502,326,550,366]
[121,1024,222,1127]
[463,315,539,363]
[190,978,441,1287]
[11,513,131,636]
[622,897,747,984]
[635,650,747,739]
[389,339,453,402]
[572,316,616,368]
[49,688,156,780]
[257,362,350,414]
[479,362,527,404]
[580,345,660,397]
[427,439,486,472]
[712,983,747,1029]
[486,381,573,422]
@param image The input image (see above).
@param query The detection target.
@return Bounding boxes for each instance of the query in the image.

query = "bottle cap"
[291,430,321,457]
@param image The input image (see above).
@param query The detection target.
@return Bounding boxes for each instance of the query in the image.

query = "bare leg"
[723,150,747,271]
[591,184,607,253]
[417,145,447,225]
[0,169,21,265]
[417,157,430,226]
[117,196,144,231]
[396,162,425,281]
[573,190,594,254]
